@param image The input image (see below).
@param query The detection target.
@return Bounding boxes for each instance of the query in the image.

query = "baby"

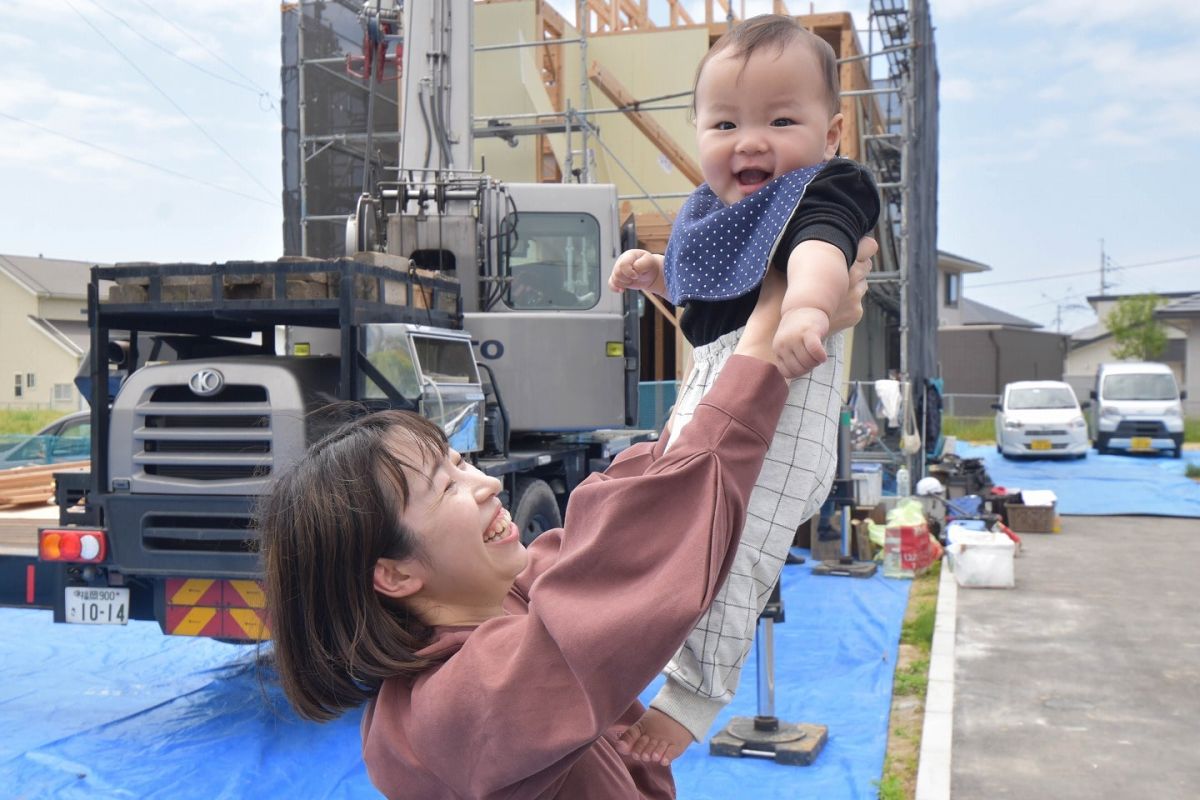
[609,15,880,764]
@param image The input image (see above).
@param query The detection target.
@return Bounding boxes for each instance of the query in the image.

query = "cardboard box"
[1005,499,1057,533]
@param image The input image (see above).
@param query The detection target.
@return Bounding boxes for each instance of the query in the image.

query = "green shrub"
[0,409,64,435]
[942,416,994,443]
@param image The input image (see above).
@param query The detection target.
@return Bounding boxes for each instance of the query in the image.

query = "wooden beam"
[587,60,703,186]
[667,1,694,26]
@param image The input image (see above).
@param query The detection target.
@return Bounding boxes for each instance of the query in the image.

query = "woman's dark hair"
[258,407,447,722]
[692,14,841,117]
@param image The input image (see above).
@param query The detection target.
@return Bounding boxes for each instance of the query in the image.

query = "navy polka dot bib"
[664,162,826,305]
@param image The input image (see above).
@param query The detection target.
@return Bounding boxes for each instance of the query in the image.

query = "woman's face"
[395,442,529,619]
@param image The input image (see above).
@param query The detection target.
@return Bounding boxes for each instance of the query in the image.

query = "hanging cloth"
[662,162,829,305]
[901,380,922,455]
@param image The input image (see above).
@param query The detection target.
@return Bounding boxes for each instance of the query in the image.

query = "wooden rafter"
[587,60,703,186]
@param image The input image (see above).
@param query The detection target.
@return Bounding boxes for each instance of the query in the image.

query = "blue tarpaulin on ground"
[0,561,910,799]
[956,443,1200,518]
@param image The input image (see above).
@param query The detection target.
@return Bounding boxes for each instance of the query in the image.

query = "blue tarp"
[957,443,1200,518]
[1,561,910,799]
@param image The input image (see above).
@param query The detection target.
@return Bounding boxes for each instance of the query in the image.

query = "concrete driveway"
[950,515,1200,799]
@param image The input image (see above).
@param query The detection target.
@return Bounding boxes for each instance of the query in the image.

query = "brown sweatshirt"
[361,355,787,799]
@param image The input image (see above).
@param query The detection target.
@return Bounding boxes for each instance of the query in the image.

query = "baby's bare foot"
[616,708,694,766]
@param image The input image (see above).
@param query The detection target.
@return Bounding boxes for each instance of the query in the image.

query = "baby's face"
[694,42,842,206]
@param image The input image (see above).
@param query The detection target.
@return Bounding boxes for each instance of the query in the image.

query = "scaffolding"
[281,0,939,432]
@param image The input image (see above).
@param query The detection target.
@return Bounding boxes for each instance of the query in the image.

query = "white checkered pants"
[655,326,843,736]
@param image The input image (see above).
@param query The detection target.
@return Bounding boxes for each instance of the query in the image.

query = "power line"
[971,253,1200,289]
[88,0,265,97]
[64,0,275,200]
[131,0,276,99]
[0,111,276,208]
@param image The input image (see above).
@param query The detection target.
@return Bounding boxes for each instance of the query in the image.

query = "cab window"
[504,212,601,310]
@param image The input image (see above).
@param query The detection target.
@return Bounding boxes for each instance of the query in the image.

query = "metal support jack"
[709,582,828,766]
[813,406,878,578]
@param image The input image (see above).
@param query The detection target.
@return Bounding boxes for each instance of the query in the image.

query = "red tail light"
[39,529,107,563]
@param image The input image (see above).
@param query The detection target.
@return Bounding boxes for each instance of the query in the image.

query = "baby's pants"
[653,326,843,739]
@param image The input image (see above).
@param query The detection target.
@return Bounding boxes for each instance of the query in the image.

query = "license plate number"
[1130,436,1153,451]
[1030,439,1052,451]
[65,587,130,625]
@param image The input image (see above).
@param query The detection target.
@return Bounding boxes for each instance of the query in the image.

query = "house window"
[53,383,74,404]
[26,373,35,388]
[944,272,961,307]
[13,374,22,398]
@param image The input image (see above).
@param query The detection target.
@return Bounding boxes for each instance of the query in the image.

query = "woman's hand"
[828,236,877,334]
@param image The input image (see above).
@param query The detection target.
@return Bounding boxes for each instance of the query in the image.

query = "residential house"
[0,254,96,410]
[1064,292,1192,410]
[935,251,1069,416]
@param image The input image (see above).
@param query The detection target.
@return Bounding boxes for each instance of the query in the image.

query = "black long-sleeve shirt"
[680,158,880,347]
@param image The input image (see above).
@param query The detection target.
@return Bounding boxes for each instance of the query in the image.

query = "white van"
[1091,362,1186,457]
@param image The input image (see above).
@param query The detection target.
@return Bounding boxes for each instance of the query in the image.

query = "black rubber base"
[811,557,878,578]
[709,716,829,765]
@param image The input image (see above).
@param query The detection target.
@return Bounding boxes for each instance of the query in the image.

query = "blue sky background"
[1,0,1197,333]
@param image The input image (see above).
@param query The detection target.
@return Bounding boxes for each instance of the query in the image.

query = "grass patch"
[942,416,994,443]
[1186,463,1200,479]
[901,601,936,649]
[894,658,930,696]
[876,772,906,800]
[0,409,64,435]
[878,560,941,798]
[1187,417,1200,444]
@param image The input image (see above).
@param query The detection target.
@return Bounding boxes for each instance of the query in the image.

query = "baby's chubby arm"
[773,240,850,379]
[608,249,666,296]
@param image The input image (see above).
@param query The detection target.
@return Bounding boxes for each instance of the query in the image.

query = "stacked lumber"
[0,461,88,510]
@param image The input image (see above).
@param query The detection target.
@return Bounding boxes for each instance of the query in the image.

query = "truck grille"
[142,514,257,554]
[1115,421,1166,436]
[134,384,274,482]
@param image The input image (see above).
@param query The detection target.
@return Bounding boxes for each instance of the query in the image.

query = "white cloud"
[941,77,975,101]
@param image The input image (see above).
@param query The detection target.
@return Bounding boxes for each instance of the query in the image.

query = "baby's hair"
[692,14,841,118]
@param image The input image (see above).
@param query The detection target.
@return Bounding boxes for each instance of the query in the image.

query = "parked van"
[1091,362,1186,457]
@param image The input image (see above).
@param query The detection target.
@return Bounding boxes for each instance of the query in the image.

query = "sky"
[1,0,1198,334]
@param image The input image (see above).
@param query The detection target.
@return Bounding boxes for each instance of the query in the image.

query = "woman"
[259,240,875,799]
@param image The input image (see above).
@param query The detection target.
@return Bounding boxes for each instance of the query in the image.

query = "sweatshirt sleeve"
[392,355,787,799]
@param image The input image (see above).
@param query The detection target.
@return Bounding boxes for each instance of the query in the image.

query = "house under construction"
[281,0,938,418]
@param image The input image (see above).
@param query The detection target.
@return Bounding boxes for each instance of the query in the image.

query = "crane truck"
[34,0,653,641]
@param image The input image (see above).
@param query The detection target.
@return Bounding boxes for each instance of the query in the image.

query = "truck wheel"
[512,478,561,545]
[1094,434,1110,455]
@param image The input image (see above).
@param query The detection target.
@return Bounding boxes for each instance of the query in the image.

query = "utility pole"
[1099,238,1115,295]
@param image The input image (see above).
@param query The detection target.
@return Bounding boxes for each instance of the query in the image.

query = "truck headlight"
[1004,419,1023,430]
[1164,406,1182,418]
[1101,406,1121,419]
[1070,416,1087,429]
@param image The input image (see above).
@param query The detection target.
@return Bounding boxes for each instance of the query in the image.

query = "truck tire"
[512,478,561,545]
[1094,434,1110,455]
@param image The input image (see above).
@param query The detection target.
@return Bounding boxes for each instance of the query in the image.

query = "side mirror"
[990,403,1002,412]
[1080,401,1091,410]
[1180,390,1188,400]
[1089,390,1097,400]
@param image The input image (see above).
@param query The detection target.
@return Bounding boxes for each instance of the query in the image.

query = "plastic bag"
[849,385,879,450]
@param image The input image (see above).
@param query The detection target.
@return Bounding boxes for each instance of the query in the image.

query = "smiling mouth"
[736,169,772,187]
[484,508,513,543]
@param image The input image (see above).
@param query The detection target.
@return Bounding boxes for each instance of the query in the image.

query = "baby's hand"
[608,249,665,295]
[773,307,830,379]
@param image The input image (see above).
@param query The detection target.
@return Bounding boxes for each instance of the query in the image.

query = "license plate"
[1030,439,1052,451]
[1130,436,1153,451]
[65,587,130,625]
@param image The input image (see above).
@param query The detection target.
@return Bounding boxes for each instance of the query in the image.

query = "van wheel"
[512,478,562,545]
[1094,434,1110,455]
